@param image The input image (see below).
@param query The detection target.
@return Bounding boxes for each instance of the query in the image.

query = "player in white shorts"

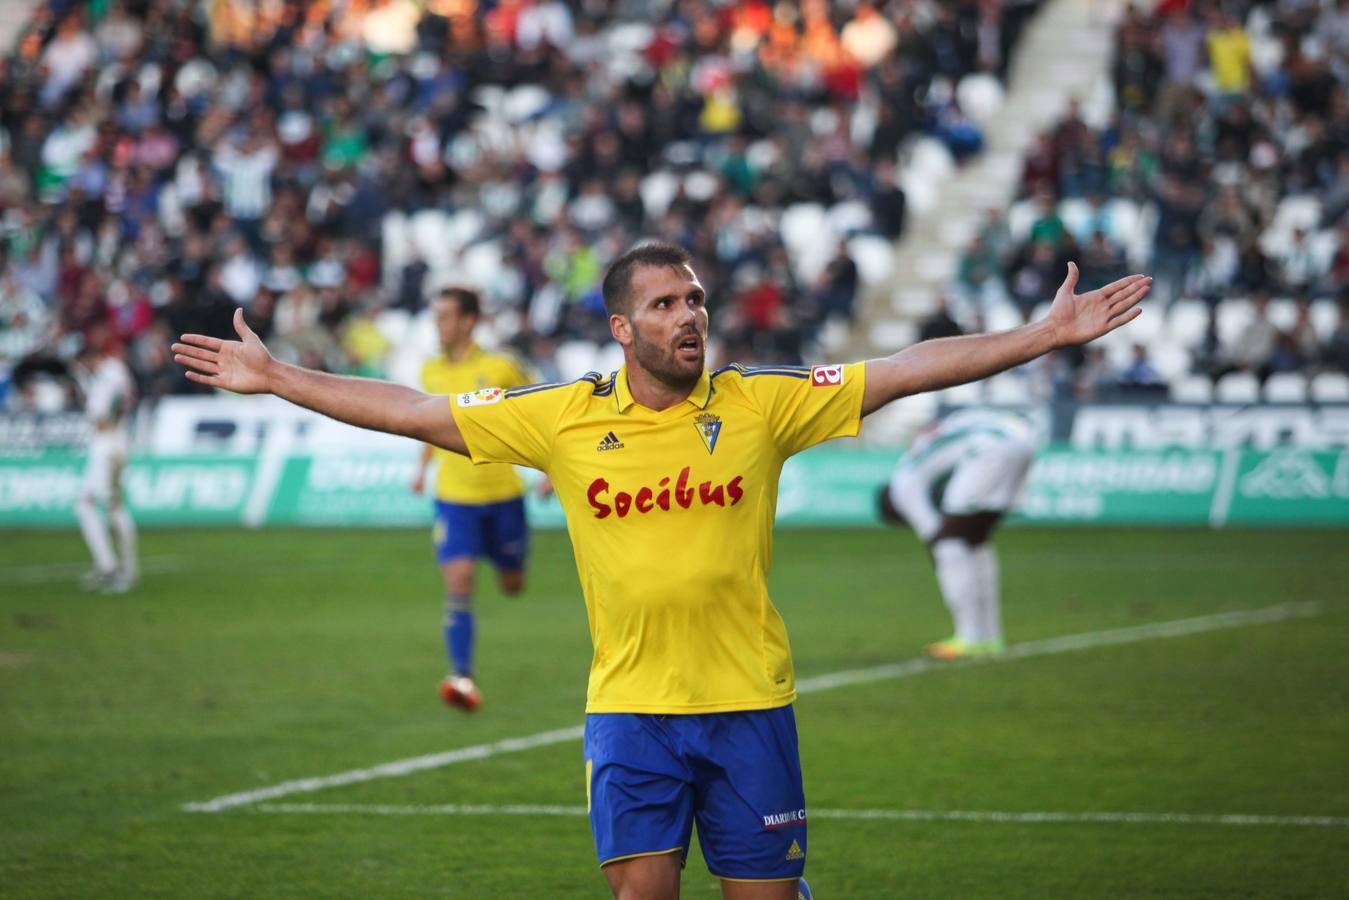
[878,408,1037,658]
[75,330,139,593]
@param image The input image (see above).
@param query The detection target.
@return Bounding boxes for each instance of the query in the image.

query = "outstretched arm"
[861,264,1151,416]
[172,309,469,454]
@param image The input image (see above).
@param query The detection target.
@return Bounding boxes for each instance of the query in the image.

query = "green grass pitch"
[2,526,1347,898]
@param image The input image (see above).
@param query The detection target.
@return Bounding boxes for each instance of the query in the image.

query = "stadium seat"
[1267,298,1298,331]
[1309,372,1349,402]
[556,341,599,381]
[1310,299,1341,341]
[374,308,412,347]
[826,201,873,238]
[411,209,451,258]
[1171,373,1214,404]
[1216,298,1254,348]
[1168,299,1211,348]
[639,171,679,220]
[891,285,938,316]
[1005,198,1038,244]
[898,168,939,216]
[987,373,1032,405]
[594,342,625,375]
[869,319,918,351]
[847,235,896,286]
[780,203,827,252]
[915,254,955,283]
[447,209,485,250]
[462,240,504,290]
[906,137,955,184]
[1271,194,1322,234]
[1263,373,1308,403]
[1150,341,1191,381]
[503,84,551,123]
[939,380,985,405]
[1215,371,1260,404]
[956,73,1005,126]
[860,392,938,445]
[985,301,1024,332]
[683,170,720,202]
[1058,197,1092,240]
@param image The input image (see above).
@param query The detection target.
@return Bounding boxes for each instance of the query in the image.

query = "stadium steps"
[851,0,1118,360]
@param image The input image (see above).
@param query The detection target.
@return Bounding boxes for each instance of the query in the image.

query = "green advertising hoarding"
[0,452,257,526]
[3,447,1348,528]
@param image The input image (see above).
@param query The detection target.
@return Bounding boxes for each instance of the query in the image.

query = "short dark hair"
[436,286,481,317]
[601,241,692,316]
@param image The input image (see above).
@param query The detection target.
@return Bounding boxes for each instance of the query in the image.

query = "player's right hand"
[172,308,274,395]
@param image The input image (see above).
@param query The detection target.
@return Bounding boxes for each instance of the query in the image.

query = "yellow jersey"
[422,345,532,504]
[452,362,866,714]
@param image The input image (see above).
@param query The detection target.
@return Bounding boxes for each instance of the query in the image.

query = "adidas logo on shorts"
[597,431,625,452]
[786,840,805,861]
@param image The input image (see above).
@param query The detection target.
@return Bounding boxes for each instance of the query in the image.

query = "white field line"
[0,554,184,584]
[183,602,1319,814]
[254,803,1349,829]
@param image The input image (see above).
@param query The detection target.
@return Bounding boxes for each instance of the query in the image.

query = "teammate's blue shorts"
[584,705,807,881]
[432,497,527,571]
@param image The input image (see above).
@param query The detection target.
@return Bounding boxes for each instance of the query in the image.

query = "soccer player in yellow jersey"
[411,287,536,712]
[173,242,1150,900]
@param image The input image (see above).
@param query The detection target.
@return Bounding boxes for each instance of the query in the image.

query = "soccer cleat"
[438,675,482,712]
[926,637,1006,659]
[104,571,138,594]
[80,568,117,592]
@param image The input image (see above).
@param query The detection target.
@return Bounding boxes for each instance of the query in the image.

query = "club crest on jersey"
[810,364,844,387]
[694,412,722,454]
[456,387,504,407]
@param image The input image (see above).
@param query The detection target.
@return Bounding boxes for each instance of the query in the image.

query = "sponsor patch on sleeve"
[455,387,505,407]
[810,364,845,387]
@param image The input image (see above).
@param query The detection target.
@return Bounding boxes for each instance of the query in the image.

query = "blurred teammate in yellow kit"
[410,287,542,711]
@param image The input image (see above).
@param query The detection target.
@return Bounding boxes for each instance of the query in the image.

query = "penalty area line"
[183,601,1319,814]
[253,803,1349,829]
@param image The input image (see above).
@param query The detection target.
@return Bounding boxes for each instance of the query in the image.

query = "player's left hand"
[535,477,555,500]
[1046,263,1151,348]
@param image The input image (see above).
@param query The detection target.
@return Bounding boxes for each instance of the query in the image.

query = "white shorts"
[889,437,1035,543]
[82,432,129,504]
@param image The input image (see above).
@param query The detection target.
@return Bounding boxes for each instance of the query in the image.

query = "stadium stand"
[939,0,1349,403]
[0,0,1043,410]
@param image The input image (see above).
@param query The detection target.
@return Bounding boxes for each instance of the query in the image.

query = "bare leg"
[602,851,683,900]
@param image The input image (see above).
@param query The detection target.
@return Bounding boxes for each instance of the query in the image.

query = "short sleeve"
[738,362,866,457]
[451,385,561,471]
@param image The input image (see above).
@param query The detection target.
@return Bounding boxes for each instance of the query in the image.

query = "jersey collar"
[614,366,713,413]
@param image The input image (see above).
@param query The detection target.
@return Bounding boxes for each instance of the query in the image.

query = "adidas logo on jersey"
[597,431,625,452]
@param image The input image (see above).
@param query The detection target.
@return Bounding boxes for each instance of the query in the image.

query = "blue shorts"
[584,706,806,881]
[432,498,527,571]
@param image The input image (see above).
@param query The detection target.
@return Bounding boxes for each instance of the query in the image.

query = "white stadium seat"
[987,373,1032,405]
[1309,372,1349,402]
[780,203,827,252]
[1263,372,1307,403]
[1267,298,1298,331]
[1216,298,1254,348]
[556,341,599,381]
[847,235,896,286]
[956,73,1004,126]
[1310,299,1341,341]
[1171,373,1213,404]
[1215,371,1260,403]
[1167,299,1211,348]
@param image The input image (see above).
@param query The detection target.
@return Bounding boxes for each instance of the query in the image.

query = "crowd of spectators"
[946,0,1349,399]
[0,0,1041,412]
